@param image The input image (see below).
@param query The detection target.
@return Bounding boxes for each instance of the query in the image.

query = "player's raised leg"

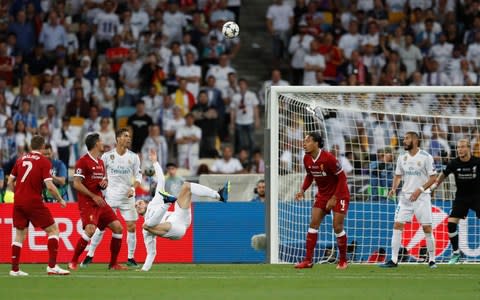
[81,228,105,267]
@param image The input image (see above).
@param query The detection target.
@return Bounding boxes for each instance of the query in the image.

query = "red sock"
[48,237,59,268]
[11,243,21,272]
[305,232,318,262]
[337,234,347,261]
[71,237,89,263]
[109,236,122,266]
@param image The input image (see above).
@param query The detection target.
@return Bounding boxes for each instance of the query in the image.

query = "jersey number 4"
[21,161,33,183]
[339,199,346,211]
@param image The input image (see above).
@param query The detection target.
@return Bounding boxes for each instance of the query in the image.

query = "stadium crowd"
[0,0,480,202]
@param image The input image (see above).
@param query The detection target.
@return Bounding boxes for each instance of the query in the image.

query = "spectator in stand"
[141,86,164,120]
[98,117,116,152]
[303,39,325,85]
[65,88,89,118]
[0,94,11,132]
[399,33,423,78]
[0,41,15,87]
[180,33,199,62]
[13,98,37,135]
[429,33,453,73]
[39,11,67,60]
[14,119,30,156]
[43,104,61,134]
[211,145,244,174]
[141,124,168,170]
[258,69,289,105]
[35,81,58,118]
[338,20,363,61]
[288,20,313,85]
[369,147,395,201]
[163,0,188,44]
[106,34,130,84]
[93,0,120,54]
[138,53,165,97]
[25,44,49,80]
[230,78,260,156]
[208,18,241,59]
[416,18,438,54]
[251,148,265,174]
[91,74,116,116]
[466,31,480,73]
[165,41,184,93]
[7,10,36,55]
[206,54,236,95]
[266,0,294,67]
[52,116,76,169]
[42,143,69,203]
[338,50,371,85]
[237,148,251,171]
[119,47,142,106]
[210,0,235,25]
[164,162,185,196]
[429,124,451,171]
[76,21,95,54]
[191,90,219,158]
[81,105,102,140]
[251,179,266,202]
[176,51,201,98]
[156,94,175,132]
[66,66,92,99]
[422,58,451,86]
[451,59,478,85]
[175,113,201,174]
[318,32,343,85]
[127,100,153,153]
[130,0,149,34]
[201,35,225,66]
[0,118,18,173]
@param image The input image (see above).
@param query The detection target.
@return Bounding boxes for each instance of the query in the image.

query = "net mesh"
[272,91,480,264]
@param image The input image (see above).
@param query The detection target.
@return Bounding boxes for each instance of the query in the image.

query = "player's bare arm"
[429,173,446,192]
[6,174,15,191]
[73,176,106,207]
[388,175,402,198]
[45,180,66,208]
[295,190,305,201]
[409,175,437,202]
[99,177,108,189]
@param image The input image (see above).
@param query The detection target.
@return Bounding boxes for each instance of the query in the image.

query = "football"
[222,21,240,39]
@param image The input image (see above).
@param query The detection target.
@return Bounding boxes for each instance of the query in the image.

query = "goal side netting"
[266,86,480,264]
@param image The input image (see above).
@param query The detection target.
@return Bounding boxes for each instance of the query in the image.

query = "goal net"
[266,86,480,264]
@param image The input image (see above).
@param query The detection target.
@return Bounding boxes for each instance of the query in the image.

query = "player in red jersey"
[68,133,127,271]
[7,135,70,276]
[294,132,350,270]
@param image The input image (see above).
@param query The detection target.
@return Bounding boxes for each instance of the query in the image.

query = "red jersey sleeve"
[325,154,343,176]
[325,153,348,199]
[302,155,314,191]
[41,157,53,182]
[74,158,86,179]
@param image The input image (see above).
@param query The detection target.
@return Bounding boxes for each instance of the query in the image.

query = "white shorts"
[394,193,432,225]
[107,198,138,222]
[162,204,191,240]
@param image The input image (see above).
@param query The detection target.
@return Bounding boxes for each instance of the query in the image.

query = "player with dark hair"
[430,139,480,264]
[7,135,70,276]
[82,128,142,268]
[69,133,127,270]
[294,132,350,269]
[381,131,437,268]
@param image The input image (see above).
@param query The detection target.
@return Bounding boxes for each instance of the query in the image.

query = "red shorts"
[79,203,119,230]
[314,196,350,214]
[13,204,55,229]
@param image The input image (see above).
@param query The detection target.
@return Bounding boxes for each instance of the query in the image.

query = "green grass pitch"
[0,264,479,300]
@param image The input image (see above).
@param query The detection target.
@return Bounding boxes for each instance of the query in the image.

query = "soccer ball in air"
[222,21,240,39]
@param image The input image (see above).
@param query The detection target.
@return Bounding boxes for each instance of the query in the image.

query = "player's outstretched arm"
[149,149,165,194]
[429,173,446,192]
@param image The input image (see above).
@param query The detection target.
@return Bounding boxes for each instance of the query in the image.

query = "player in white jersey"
[82,128,143,267]
[380,132,438,268]
[135,150,230,271]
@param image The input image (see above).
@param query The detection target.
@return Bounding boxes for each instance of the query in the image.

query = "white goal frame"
[266,85,480,264]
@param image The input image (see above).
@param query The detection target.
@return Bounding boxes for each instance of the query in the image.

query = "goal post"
[266,86,480,264]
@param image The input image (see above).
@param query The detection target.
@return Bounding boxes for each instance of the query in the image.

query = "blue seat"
[115,106,136,128]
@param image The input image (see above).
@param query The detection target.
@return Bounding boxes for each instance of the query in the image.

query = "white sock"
[425,232,435,262]
[144,204,170,227]
[391,229,402,264]
[127,231,136,259]
[87,228,105,257]
[141,230,156,272]
[190,183,220,199]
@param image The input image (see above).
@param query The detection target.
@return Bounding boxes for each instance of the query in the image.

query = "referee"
[430,139,480,264]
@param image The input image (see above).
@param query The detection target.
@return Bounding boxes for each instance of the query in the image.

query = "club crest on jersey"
[75,168,82,175]
[417,161,421,166]
[404,156,407,161]
[110,154,114,161]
